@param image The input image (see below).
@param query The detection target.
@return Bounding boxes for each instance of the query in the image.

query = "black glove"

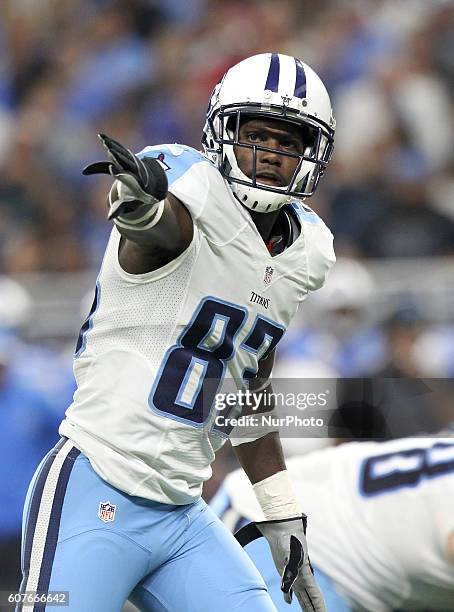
[83,134,168,220]
[235,515,326,611]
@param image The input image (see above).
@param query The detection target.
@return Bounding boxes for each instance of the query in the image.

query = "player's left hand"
[235,514,326,611]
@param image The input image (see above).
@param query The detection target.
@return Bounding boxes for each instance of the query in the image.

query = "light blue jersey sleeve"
[291,201,336,290]
[138,144,207,192]
[138,144,218,219]
[138,144,244,243]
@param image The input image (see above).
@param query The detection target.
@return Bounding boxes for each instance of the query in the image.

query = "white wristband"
[114,200,164,232]
[253,470,302,520]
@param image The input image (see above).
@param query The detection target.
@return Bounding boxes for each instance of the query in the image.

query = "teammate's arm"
[84,134,193,274]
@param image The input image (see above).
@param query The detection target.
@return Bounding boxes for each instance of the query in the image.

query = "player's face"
[234,118,305,188]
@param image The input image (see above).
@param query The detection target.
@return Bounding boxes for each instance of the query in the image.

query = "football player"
[19,53,335,611]
[213,432,454,611]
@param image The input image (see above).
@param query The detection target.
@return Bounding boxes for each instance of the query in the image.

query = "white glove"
[235,514,326,611]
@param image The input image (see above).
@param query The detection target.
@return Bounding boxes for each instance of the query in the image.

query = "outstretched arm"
[84,134,193,274]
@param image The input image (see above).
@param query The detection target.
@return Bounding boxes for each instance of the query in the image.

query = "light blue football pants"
[18,438,276,611]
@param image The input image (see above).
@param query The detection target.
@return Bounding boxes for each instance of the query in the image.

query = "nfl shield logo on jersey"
[98,501,116,522]
[263,266,274,285]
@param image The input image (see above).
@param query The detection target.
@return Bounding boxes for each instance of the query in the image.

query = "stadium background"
[0,0,453,607]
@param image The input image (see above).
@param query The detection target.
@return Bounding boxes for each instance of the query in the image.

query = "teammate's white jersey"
[60,144,335,505]
[216,436,454,611]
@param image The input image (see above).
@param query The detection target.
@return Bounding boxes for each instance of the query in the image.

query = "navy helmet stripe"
[34,446,81,611]
[294,58,307,99]
[22,439,66,576]
[265,53,280,92]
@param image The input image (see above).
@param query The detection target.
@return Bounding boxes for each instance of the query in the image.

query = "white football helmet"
[202,53,336,213]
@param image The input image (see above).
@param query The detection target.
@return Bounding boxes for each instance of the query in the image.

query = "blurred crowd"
[0,0,453,272]
[1,0,454,599]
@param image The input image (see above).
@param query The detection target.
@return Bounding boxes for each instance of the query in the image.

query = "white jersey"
[60,144,335,505]
[217,436,454,611]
